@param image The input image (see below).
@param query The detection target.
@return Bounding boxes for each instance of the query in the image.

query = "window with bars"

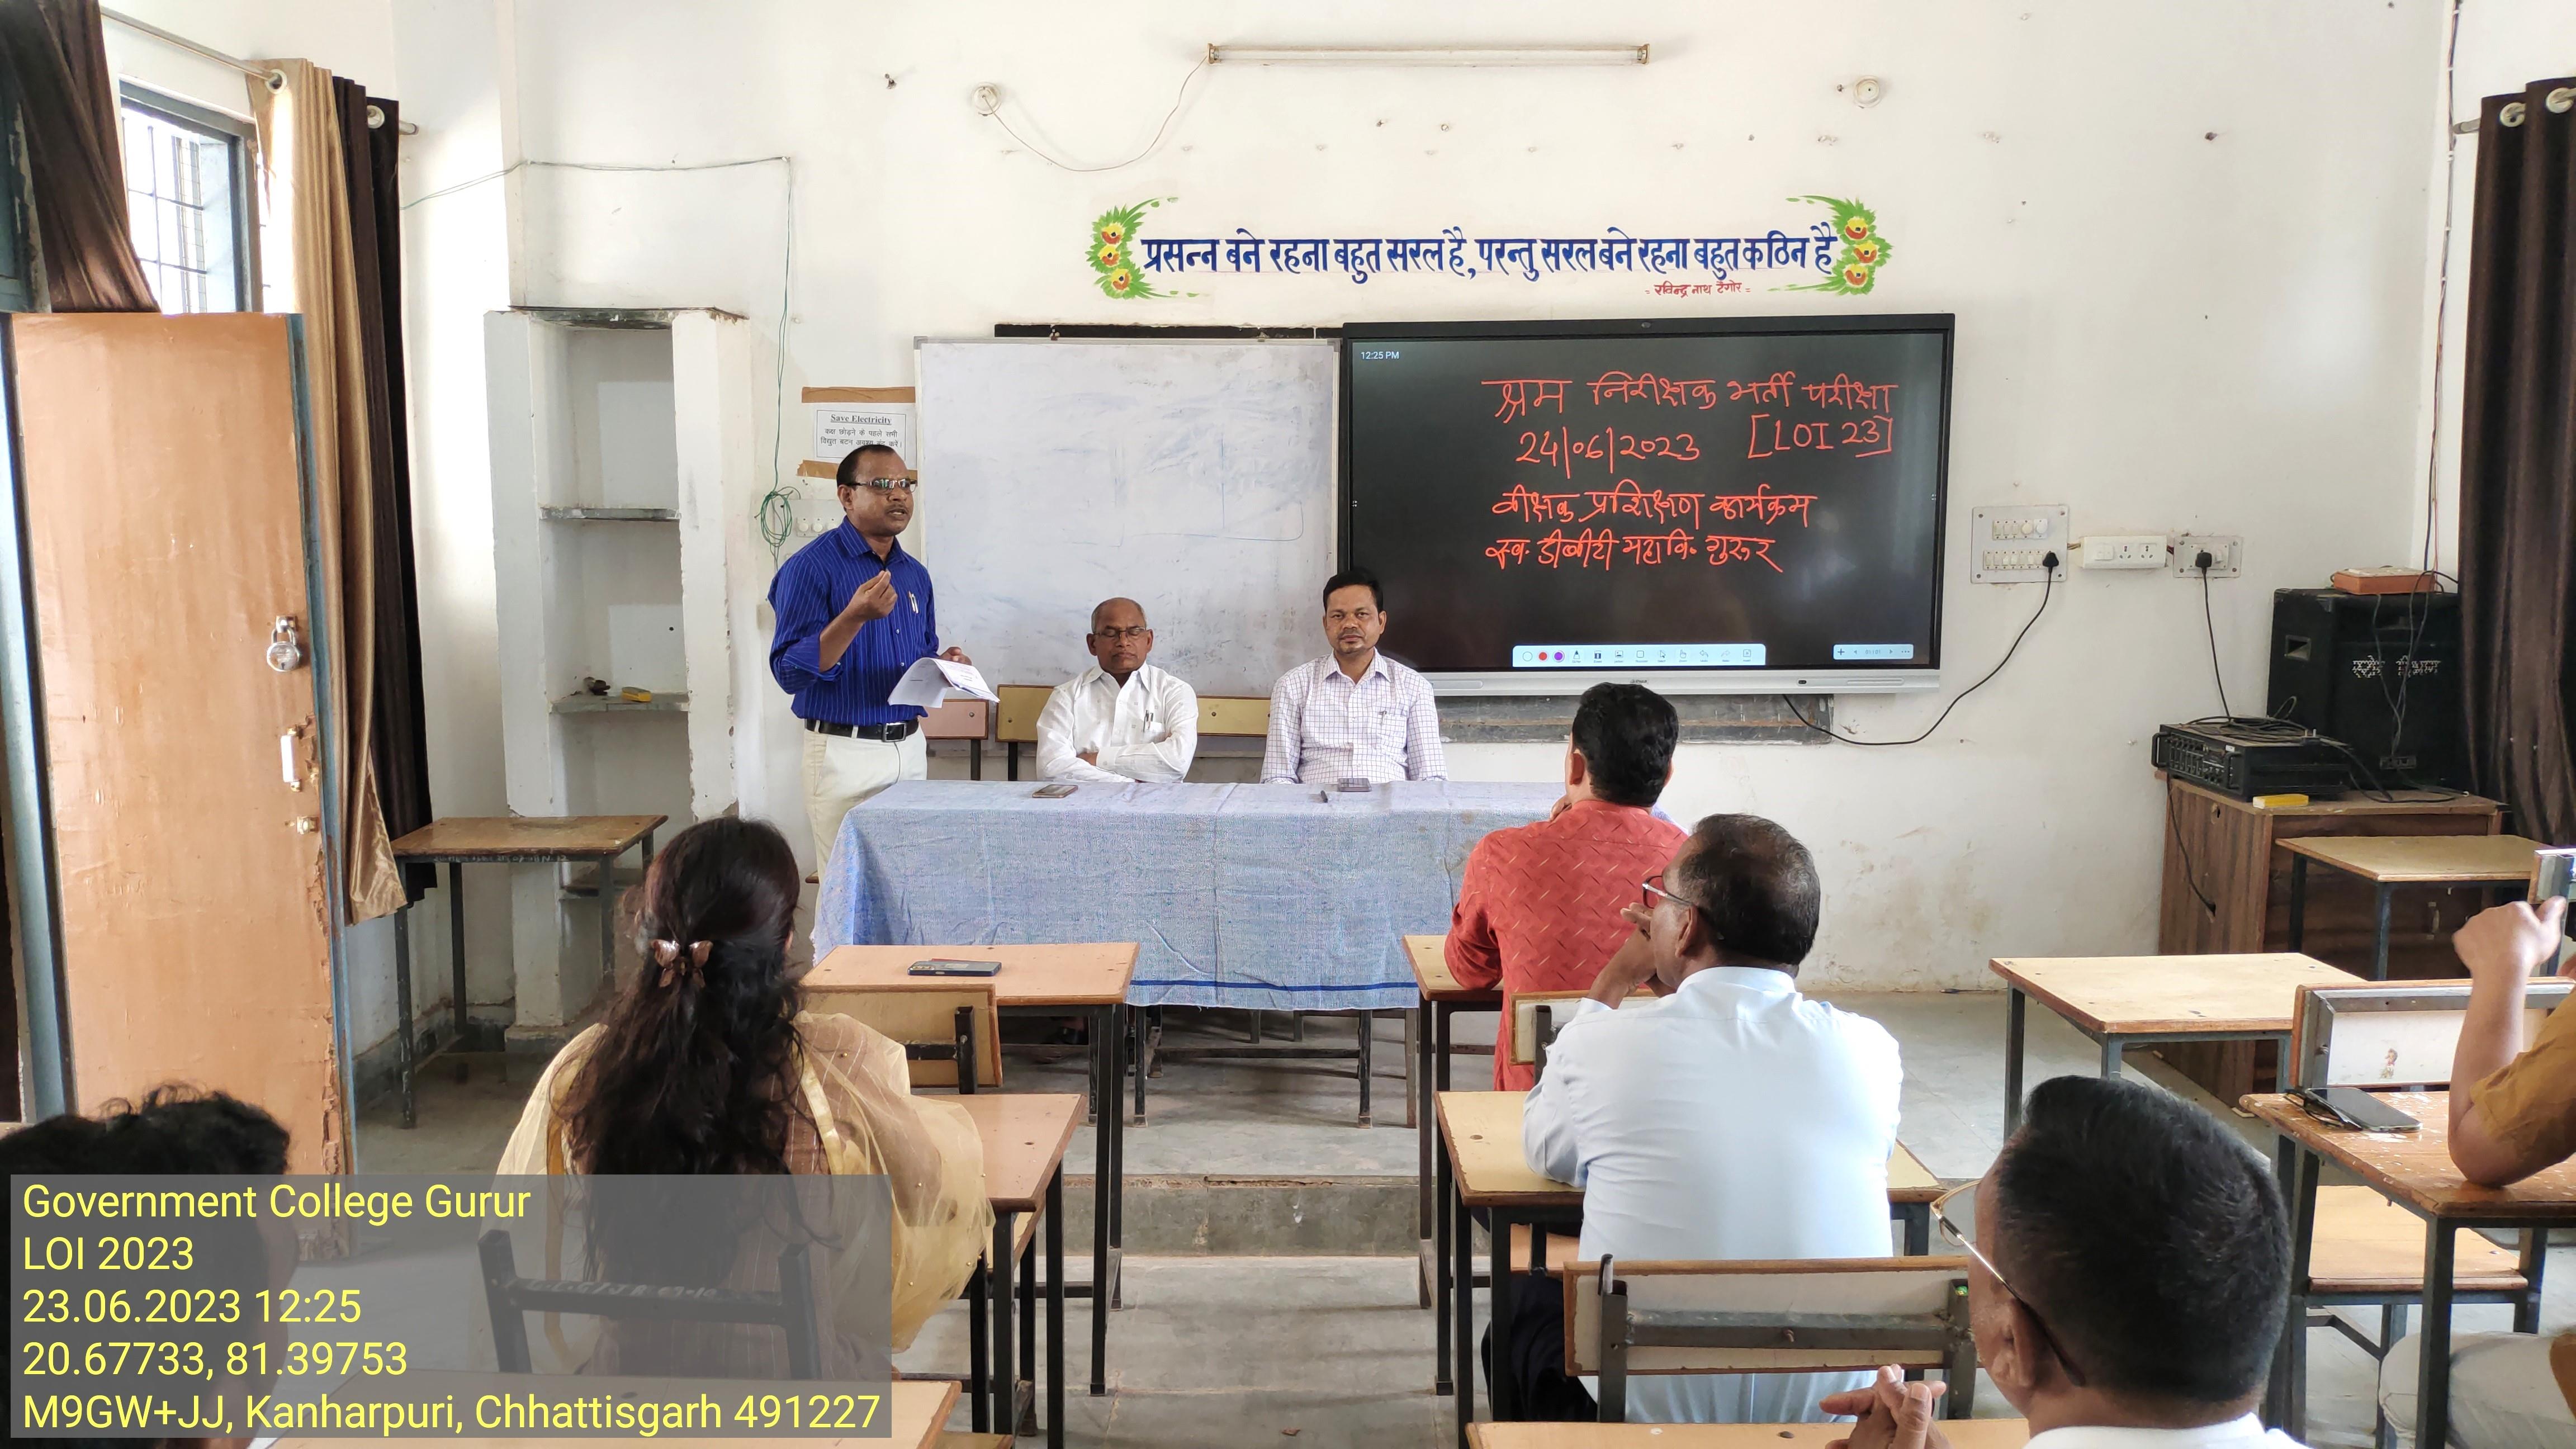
[117,86,255,314]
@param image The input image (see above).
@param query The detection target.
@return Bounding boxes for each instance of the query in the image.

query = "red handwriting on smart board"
[1726,371,1798,405]
[1588,372,1723,410]
[1485,378,1571,422]
[1746,412,1893,460]
[1516,426,1703,477]
[1707,485,1817,527]
[1803,374,1898,410]
[1484,529,1783,572]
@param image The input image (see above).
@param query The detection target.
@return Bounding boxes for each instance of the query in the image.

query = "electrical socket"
[2079,534,2169,570]
[1969,505,2068,584]
[2171,534,2244,579]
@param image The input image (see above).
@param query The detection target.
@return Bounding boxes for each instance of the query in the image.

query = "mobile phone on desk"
[2294,1085,2419,1133]
[1334,777,1372,793]
[1031,783,1078,799]
[909,959,1001,977]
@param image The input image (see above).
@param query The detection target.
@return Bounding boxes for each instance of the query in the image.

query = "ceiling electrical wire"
[982,58,1209,173]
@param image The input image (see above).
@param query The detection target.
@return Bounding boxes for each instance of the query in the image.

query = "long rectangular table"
[816,780,1557,1011]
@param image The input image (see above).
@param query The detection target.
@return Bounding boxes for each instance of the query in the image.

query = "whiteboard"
[916,339,1337,697]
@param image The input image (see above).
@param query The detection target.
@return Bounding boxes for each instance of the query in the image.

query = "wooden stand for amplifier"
[2155,776,2499,1103]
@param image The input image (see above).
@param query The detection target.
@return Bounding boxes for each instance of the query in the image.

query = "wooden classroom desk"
[1468,1417,2032,1449]
[952,1092,1081,1448]
[1990,953,2359,1134]
[2244,1091,2574,1449]
[1438,1090,1945,1442]
[281,1377,956,1449]
[810,942,1136,1399]
[2280,834,2544,982]
[1409,932,1506,1357]
[387,815,665,1129]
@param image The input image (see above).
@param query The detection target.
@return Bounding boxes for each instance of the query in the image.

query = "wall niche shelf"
[539,505,680,523]
[551,690,690,714]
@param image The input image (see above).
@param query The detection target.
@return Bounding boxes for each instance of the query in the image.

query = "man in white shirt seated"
[1260,566,1446,785]
[1518,813,1902,1423]
[1034,598,1198,784]
[1827,1074,2302,1449]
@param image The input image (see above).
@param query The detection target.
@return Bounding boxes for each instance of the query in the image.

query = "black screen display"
[1341,317,1951,678]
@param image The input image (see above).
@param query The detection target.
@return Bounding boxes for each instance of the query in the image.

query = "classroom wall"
[2413,1,2576,574]
[416,0,2452,990]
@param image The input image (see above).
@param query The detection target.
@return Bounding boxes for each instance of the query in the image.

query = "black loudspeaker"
[2266,588,2469,792]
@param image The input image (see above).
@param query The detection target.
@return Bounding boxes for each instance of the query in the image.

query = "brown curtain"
[249,59,404,923]
[2459,75,2576,845]
[332,82,434,902]
[0,0,153,310]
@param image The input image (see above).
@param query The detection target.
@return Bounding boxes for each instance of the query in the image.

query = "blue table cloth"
[814,780,1560,1010]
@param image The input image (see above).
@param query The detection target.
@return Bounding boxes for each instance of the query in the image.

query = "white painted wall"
[444,0,2445,988]
[2411,1,2576,574]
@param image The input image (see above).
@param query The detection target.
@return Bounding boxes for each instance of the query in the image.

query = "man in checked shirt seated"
[1260,566,1447,785]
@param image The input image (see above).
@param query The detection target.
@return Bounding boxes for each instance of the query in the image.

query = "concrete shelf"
[551,690,689,714]
[537,505,678,522]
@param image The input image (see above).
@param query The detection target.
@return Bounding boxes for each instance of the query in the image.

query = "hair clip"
[650,938,714,988]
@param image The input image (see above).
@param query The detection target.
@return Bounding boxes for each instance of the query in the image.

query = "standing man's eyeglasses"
[1930,1179,2089,1387]
[847,472,920,494]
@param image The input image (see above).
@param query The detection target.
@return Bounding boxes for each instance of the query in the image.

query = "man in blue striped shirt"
[769,444,971,869]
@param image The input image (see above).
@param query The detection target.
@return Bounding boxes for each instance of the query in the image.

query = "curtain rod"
[99,7,421,135]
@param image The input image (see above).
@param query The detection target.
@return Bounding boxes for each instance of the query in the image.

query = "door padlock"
[267,617,304,673]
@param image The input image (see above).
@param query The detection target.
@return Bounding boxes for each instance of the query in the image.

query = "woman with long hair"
[495,816,987,1366]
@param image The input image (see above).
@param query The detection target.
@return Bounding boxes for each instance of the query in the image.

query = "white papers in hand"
[889,656,998,709]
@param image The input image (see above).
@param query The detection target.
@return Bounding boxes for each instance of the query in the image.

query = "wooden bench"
[995,684,1270,780]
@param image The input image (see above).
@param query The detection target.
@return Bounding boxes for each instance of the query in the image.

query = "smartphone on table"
[2293,1085,2419,1133]
[908,959,1002,977]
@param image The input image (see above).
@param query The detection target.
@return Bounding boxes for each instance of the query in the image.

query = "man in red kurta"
[1447,683,1686,1089]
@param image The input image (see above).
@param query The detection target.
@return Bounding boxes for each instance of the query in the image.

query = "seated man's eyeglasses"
[1093,624,1150,641]
[1638,875,1722,942]
[1931,1179,2090,1387]
[852,472,920,494]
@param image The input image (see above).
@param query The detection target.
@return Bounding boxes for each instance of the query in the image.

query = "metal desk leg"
[968,1258,991,1433]
[1404,1006,1419,1131]
[991,1210,1016,1435]
[1451,1159,1473,1448]
[447,861,469,1082]
[2515,1222,2546,1334]
[970,738,983,782]
[1088,1002,1114,1395]
[1417,1005,1434,1313]
[2100,1033,2124,1083]
[2417,1218,2456,1449]
[2265,1137,2314,1431]
[1433,1083,1453,1393]
[1130,1002,1145,1123]
[1489,1209,1514,1422]
[641,828,655,861]
[2288,855,2308,953]
[394,903,417,1129]
[598,849,619,992]
[1111,1005,1128,1309]
[1357,1008,1374,1128]
[1019,1212,1037,1436]
[1045,1169,1065,1449]
[1901,1203,1929,1256]
[2371,884,2394,982]
[2002,987,2027,1138]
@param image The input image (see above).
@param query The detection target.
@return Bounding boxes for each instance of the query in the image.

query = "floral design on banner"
[1081,195,1891,299]
[1784,197,1890,295]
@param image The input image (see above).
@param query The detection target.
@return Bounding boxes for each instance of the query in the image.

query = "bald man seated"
[1035,598,1200,784]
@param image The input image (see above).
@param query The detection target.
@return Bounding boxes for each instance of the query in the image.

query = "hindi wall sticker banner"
[1082,194,1891,300]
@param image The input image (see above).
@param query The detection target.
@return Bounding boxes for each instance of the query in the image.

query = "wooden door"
[8,313,345,1171]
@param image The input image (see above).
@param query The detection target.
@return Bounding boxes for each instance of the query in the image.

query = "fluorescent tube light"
[1206,44,1649,67]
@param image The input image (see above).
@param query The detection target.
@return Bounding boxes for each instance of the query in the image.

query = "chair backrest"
[478,1228,822,1377]
[994,685,1050,746]
[921,697,989,742]
[2289,979,2571,1090]
[1514,987,1659,1076]
[807,982,1002,1091]
[1197,695,1271,738]
[1565,1256,1976,1424]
